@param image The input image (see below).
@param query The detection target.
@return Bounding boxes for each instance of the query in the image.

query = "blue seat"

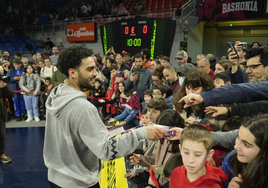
[13,43,21,51]
[10,39,17,43]
[36,48,44,53]
[2,38,8,43]
[7,47,15,56]
[4,43,12,47]
[32,42,37,51]
[0,43,4,47]
[17,39,25,43]
[26,39,32,44]
[21,43,29,51]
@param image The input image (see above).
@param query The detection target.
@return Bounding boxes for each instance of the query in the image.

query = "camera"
[0,75,11,83]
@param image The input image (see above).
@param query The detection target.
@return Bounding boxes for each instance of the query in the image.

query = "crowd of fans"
[0,39,268,187]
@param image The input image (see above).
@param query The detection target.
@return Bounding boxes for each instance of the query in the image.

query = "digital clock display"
[100,18,176,59]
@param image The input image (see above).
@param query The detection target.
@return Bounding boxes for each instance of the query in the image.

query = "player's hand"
[146,126,165,141]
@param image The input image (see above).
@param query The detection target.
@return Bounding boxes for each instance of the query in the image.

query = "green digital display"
[126,38,142,46]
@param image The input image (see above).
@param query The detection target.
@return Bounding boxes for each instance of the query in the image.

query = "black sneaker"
[0,154,12,164]
[16,116,22,122]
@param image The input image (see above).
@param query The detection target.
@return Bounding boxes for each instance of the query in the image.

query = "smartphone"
[131,68,136,75]
[227,42,238,59]
[165,131,176,137]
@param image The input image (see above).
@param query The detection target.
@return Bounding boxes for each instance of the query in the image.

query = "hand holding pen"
[225,162,243,188]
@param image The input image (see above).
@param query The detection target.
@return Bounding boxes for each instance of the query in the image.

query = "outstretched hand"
[179,93,204,108]
[146,126,166,141]
[205,106,228,117]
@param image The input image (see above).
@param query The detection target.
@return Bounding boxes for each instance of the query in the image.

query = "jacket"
[231,100,268,116]
[51,70,67,88]
[211,130,238,150]
[0,85,13,121]
[221,150,236,188]
[19,73,41,96]
[43,84,148,188]
[201,79,268,106]
[142,139,174,186]
[126,65,152,100]
[7,67,24,91]
[170,161,228,188]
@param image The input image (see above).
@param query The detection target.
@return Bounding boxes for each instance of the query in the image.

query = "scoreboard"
[100,18,176,59]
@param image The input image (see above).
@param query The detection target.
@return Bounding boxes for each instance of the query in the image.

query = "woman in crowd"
[19,64,41,122]
[40,57,57,82]
[1,58,12,75]
[150,59,161,71]
[173,68,227,131]
[58,42,65,51]
[214,59,232,75]
[221,114,268,188]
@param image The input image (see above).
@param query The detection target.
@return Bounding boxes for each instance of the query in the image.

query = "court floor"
[0,120,142,188]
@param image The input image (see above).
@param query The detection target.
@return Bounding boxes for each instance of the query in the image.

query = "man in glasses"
[229,42,267,82]
[244,48,268,81]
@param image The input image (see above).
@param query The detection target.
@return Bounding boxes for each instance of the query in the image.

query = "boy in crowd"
[108,91,141,127]
[122,68,129,80]
[141,89,153,110]
[139,109,150,127]
[152,84,173,109]
[170,124,228,188]
[21,56,29,67]
[213,71,231,88]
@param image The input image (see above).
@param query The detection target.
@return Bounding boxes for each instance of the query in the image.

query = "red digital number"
[143,25,148,34]
[125,27,129,35]
[131,27,135,34]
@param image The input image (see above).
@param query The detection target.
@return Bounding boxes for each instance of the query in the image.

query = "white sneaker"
[35,117,40,122]
[26,117,33,122]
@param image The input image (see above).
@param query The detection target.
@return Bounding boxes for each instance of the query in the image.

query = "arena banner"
[66,22,97,42]
[99,122,129,188]
[197,0,264,21]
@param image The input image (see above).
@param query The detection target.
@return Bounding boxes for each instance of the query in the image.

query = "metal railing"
[178,0,197,32]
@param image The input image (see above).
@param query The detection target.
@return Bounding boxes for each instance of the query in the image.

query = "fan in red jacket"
[170,124,228,188]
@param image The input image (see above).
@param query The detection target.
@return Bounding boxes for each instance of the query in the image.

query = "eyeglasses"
[198,64,208,69]
[244,64,263,70]
[152,93,162,96]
